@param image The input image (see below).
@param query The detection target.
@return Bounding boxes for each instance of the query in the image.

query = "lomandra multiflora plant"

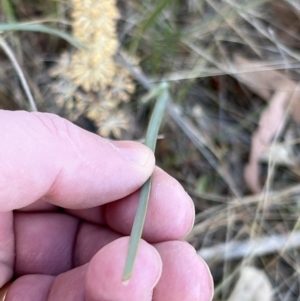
[50,0,137,138]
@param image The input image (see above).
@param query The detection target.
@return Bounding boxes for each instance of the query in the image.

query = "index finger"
[0,110,155,211]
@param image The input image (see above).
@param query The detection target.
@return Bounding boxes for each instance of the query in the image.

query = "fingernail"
[109,142,151,166]
[185,192,195,236]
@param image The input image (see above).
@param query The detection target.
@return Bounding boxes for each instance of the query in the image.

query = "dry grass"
[1,0,300,300]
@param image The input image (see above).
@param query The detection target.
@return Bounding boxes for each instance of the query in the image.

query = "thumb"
[85,237,162,301]
[0,110,155,211]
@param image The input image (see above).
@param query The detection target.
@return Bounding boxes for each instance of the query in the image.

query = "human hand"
[0,110,213,301]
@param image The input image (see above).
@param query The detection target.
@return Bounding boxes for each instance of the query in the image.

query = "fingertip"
[5,275,54,301]
[106,167,195,242]
[85,237,162,301]
[154,241,214,301]
[108,140,155,171]
[184,191,196,237]
[199,256,214,301]
[0,110,156,211]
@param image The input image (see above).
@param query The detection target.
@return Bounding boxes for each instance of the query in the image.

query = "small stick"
[122,82,169,281]
[198,231,300,263]
[0,36,37,111]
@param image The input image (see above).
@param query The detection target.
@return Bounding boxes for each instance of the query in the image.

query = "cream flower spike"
[69,0,120,91]
[49,0,137,138]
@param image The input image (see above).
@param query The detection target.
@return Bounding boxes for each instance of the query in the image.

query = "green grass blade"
[144,83,169,150]
[0,23,83,49]
[130,0,173,53]
[2,0,16,22]
[0,36,37,111]
[1,0,23,61]
[123,83,169,281]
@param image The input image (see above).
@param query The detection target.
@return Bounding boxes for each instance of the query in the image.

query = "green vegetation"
[1,0,300,299]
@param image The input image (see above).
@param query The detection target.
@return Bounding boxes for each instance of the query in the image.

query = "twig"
[186,184,300,240]
[149,61,300,82]
[0,35,37,111]
[198,231,300,263]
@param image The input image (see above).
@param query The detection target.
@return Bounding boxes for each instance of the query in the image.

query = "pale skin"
[0,110,214,301]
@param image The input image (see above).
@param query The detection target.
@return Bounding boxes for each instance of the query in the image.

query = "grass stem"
[0,36,37,111]
[122,82,169,281]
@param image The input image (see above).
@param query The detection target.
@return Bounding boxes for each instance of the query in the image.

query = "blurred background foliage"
[2,0,300,300]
